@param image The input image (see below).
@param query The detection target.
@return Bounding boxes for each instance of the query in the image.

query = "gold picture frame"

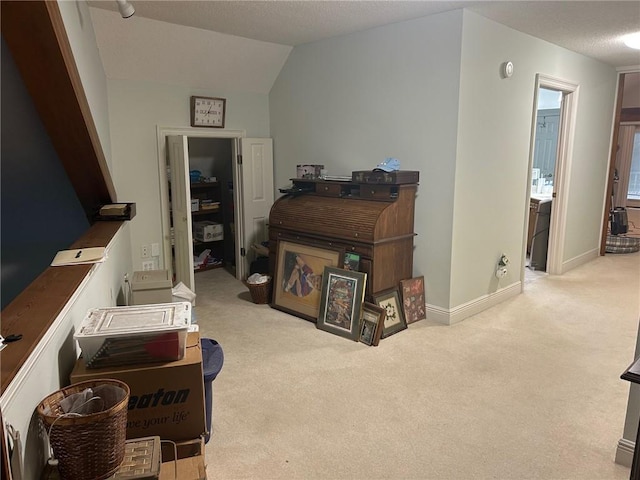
[272,240,343,321]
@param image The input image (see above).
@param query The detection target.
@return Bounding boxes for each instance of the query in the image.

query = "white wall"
[88,7,291,95]
[107,79,271,271]
[622,72,640,108]
[450,11,617,308]
[270,10,465,311]
[269,8,617,321]
[58,0,113,174]
[0,224,132,480]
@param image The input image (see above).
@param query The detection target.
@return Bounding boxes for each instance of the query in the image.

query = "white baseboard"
[615,437,634,468]
[426,281,521,325]
[561,248,599,274]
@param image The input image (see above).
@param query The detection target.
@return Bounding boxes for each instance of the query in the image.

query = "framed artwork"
[400,276,426,324]
[359,302,386,346]
[317,267,367,341]
[273,240,343,321]
[374,289,407,339]
[343,252,360,271]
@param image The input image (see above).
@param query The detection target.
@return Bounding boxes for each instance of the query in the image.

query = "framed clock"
[190,96,226,128]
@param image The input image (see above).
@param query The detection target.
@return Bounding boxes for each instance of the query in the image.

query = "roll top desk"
[268,174,418,301]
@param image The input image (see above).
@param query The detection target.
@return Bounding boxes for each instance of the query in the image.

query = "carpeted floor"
[194,251,639,480]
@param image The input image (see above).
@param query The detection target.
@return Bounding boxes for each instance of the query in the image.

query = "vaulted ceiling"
[89,1,640,67]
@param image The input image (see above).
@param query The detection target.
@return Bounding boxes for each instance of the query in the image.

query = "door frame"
[156,126,246,282]
[601,69,640,254]
[523,74,579,279]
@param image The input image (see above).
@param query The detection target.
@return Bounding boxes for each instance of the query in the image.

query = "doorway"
[602,71,640,254]
[523,74,579,284]
[526,88,561,277]
[156,127,274,295]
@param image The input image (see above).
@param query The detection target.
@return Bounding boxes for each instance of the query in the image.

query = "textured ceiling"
[89,0,640,68]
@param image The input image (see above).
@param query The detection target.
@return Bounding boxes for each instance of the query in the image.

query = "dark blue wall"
[1,37,90,309]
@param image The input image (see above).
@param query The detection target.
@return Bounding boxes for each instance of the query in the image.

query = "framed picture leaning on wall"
[273,240,343,322]
[374,288,408,339]
[317,267,367,341]
[359,302,386,346]
[400,276,426,324]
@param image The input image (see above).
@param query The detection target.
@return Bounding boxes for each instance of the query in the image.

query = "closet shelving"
[190,181,224,272]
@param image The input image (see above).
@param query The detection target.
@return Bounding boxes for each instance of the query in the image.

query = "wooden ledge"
[0,221,124,393]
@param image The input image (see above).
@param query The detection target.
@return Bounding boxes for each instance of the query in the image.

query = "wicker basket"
[37,379,130,480]
[245,277,272,304]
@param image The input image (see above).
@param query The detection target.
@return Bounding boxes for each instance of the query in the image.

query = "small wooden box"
[112,436,162,479]
[352,170,419,185]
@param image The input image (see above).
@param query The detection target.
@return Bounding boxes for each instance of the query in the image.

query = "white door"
[167,135,195,292]
[237,138,274,279]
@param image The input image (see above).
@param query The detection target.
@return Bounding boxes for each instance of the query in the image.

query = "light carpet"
[195,251,640,480]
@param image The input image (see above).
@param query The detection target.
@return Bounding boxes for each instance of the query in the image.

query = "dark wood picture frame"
[359,302,386,346]
[273,240,343,322]
[317,267,367,341]
[400,276,426,324]
[374,288,408,339]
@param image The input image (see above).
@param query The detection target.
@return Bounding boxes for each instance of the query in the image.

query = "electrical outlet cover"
[142,260,155,271]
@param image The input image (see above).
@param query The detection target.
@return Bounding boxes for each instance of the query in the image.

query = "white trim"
[425,282,521,325]
[560,248,599,274]
[155,126,246,279]
[615,437,634,468]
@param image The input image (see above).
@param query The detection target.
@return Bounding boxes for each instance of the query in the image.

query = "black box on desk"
[70,332,206,442]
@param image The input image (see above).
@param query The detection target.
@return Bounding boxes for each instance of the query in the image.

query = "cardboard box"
[160,437,206,480]
[296,164,324,179]
[191,198,200,212]
[70,332,206,442]
[131,270,173,305]
[193,221,223,242]
[160,455,206,480]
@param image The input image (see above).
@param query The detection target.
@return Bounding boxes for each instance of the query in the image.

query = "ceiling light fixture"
[622,32,640,50]
[116,0,135,19]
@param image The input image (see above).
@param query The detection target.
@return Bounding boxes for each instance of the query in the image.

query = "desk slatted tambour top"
[268,173,418,303]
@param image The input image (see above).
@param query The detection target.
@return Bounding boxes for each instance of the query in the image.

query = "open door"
[167,135,195,292]
[237,138,274,279]
[522,74,578,282]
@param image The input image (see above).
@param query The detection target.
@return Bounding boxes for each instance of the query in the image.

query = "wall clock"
[190,96,226,128]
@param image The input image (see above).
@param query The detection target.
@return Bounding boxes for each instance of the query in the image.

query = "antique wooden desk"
[268,176,418,302]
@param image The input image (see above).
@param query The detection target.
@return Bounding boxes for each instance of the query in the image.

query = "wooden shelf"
[194,263,223,273]
[190,181,219,189]
[192,209,220,217]
[193,239,223,245]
